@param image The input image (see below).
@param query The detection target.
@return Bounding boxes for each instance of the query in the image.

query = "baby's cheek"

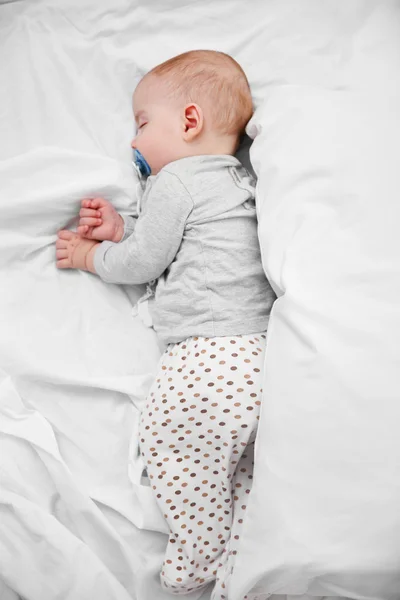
[148,141,165,171]
[140,137,153,161]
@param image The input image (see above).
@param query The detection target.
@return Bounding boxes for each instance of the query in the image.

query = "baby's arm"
[56,174,192,282]
[93,173,193,285]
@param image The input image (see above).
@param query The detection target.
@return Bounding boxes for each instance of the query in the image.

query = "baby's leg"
[211,443,255,600]
[139,333,266,595]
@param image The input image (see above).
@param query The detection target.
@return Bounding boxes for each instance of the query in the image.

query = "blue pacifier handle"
[133,149,151,178]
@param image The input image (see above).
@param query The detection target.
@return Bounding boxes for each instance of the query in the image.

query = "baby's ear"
[183,103,203,140]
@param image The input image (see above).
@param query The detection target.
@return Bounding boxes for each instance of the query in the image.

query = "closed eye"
[138,122,147,130]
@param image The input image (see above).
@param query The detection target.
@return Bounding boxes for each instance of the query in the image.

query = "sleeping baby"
[55,49,276,595]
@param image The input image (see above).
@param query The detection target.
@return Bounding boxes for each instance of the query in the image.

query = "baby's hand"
[78,197,124,243]
[56,230,98,272]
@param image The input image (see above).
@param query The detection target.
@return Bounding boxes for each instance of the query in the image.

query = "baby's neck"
[185,132,238,159]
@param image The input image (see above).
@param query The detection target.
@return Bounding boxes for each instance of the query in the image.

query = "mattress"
[1,1,400,599]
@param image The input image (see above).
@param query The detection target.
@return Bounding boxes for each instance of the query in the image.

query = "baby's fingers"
[79,216,102,227]
[79,207,101,218]
[56,238,67,249]
[58,229,74,241]
[56,258,71,269]
[79,206,102,228]
[81,198,96,209]
[56,249,69,260]
[81,197,104,209]
[77,225,89,236]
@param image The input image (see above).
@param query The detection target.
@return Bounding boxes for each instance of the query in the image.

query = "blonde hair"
[145,50,253,137]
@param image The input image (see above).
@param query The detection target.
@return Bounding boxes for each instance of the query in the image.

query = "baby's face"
[131,77,184,175]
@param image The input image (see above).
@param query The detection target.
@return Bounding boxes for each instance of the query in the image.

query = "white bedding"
[1,1,400,599]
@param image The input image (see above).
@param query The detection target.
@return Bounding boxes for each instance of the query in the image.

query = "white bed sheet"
[1,1,399,599]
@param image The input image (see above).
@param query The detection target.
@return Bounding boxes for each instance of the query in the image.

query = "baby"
[56,50,276,595]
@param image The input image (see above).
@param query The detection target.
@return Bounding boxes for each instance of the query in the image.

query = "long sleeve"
[93,172,193,285]
[120,214,137,241]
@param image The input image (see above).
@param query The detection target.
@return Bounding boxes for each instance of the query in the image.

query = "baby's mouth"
[133,149,151,178]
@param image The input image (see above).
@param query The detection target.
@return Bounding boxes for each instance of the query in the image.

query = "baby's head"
[131,50,253,175]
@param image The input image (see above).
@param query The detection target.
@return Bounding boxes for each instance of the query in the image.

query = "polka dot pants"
[139,332,266,595]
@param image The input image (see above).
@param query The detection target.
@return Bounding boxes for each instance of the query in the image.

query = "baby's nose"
[131,137,137,149]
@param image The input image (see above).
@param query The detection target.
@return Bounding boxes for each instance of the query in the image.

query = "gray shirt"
[94,155,275,345]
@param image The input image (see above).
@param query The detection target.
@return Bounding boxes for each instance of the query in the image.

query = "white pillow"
[229,4,400,599]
